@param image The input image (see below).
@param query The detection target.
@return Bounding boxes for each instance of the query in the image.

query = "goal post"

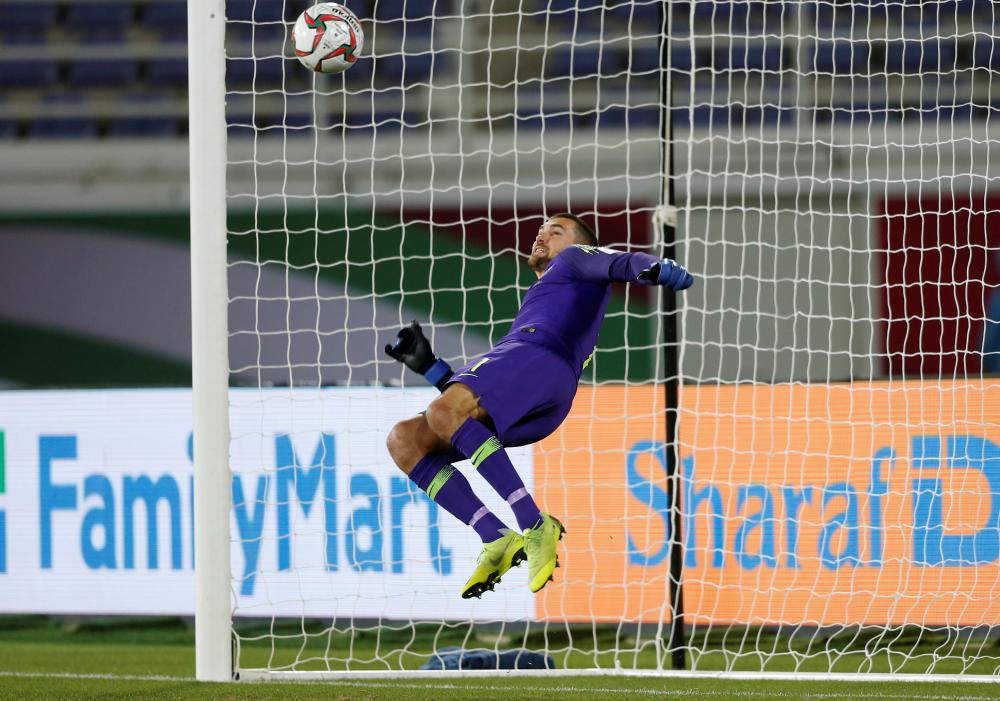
[187,0,1000,683]
[188,0,232,683]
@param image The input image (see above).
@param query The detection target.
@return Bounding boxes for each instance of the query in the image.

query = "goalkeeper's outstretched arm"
[384,320,454,391]
[561,245,694,291]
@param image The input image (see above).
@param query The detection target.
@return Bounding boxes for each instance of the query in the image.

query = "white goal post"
[188,0,1000,684]
[188,0,232,683]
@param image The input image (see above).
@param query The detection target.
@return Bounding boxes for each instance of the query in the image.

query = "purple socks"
[450,418,543,531]
[408,452,506,542]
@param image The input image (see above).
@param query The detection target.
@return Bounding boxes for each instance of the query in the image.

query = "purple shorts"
[447,340,578,447]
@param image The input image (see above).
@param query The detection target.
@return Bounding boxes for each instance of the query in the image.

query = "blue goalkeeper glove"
[384,320,454,391]
[637,259,694,291]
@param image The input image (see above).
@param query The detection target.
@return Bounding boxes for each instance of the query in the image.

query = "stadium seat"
[515,112,574,130]
[543,0,606,29]
[812,39,871,74]
[626,46,662,75]
[727,0,786,31]
[1,2,57,41]
[0,61,59,89]
[226,116,255,137]
[818,103,895,125]
[402,0,441,19]
[146,58,189,88]
[546,0,603,11]
[971,37,999,70]
[742,104,795,126]
[226,57,288,88]
[0,120,18,139]
[606,0,661,25]
[227,0,284,23]
[65,2,134,32]
[108,117,179,137]
[883,39,956,73]
[627,106,661,129]
[671,104,732,128]
[0,31,39,45]
[932,103,974,122]
[79,28,129,44]
[27,117,99,139]
[68,59,138,88]
[717,42,783,70]
[548,47,618,78]
[670,44,696,72]
[142,1,188,31]
[375,53,436,84]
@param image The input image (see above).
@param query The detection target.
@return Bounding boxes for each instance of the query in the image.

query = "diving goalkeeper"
[385,213,694,599]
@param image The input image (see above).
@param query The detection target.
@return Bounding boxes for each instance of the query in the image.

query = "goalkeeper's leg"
[387,417,525,598]
[424,384,565,593]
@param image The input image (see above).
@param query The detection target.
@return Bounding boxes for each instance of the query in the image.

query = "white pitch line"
[0,671,188,682]
[0,671,997,701]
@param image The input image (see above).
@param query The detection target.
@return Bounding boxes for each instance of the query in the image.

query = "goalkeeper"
[385,213,694,599]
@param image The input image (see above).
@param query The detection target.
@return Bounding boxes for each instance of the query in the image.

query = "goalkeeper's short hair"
[552,212,598,246]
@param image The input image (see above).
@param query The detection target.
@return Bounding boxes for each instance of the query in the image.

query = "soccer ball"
[291,3,364,74]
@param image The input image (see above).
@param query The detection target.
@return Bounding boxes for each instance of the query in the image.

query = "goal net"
[190,0,1000,680]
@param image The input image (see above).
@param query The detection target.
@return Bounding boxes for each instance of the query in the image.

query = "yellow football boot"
[523,513,566,593]
[461,529,527,599]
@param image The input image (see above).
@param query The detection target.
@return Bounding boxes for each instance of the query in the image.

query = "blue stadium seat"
[607,0,661,25]
[143,1,188,31]
[108,117,179,137]
[548,47,619,78]
[67,59,138,87]
[546,0,603,11]
[343,56,376,85]
[932,103,974,122]
[237,22,285,42]
[884,39,956,73]
[0,32,40,45]
[671,44,695,71]
[0,60,59,88]
[672,104,732,128]
[818,103,895,125]
[812,39,871,74]
[80,28,128,44]
[226,57,288,88]
[627,46,662,74]
[401,0,440,19]
[341,110,420,133]
[375,53,436,83]
[146,58,189,87]
[717,42,783,70]
[1,2,57,37]
[65,2,133,32]
[515,112,574,130]
[726,1,786,31]
[227,115,254,137]
[27,117,99,139]
[227,0,284,22]
[742,104,795,126]
[543,0,606,29]
[972,37,999,70]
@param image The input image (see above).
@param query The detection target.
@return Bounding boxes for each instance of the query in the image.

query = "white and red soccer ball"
[291,3,364,74]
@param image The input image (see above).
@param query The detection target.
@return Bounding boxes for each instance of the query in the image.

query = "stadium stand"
[0,0,993,139]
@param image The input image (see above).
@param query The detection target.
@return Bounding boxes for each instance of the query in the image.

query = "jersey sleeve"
[559,244,661,284]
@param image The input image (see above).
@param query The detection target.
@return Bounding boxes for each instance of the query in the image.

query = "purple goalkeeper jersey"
[494,244,660,376]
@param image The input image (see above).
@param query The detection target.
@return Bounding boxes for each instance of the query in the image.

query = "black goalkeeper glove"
[637,258,695,291]
[384,320,454,391]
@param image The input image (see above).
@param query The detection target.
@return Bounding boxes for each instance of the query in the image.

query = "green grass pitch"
[1,617,998,700]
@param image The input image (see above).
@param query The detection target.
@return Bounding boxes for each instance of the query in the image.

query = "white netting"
[217,0,1000,677]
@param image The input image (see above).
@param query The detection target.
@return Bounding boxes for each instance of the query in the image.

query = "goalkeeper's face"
[528,216,580,274]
